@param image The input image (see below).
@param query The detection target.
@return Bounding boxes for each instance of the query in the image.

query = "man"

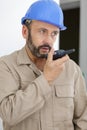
[0,0,87,130]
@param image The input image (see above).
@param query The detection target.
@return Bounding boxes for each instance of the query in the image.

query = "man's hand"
[43,49,69,83]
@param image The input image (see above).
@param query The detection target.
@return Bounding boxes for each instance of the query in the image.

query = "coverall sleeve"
[0,60,51,126]
[73,65,87,130]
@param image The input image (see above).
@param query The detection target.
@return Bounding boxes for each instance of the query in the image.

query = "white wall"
[80,0,87,86]
[0,1,59,129]
[0,0,36,56]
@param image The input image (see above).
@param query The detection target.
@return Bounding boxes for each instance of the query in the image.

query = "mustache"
[38,44,51,50]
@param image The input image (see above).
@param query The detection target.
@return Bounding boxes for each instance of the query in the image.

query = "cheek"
[31,34,44,46]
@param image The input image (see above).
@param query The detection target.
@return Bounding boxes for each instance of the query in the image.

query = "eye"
[51,31,58,37]
[39,28,47,34]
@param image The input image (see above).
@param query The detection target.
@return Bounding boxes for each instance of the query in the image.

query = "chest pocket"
[53,84,74,122]
[55,84,74,97]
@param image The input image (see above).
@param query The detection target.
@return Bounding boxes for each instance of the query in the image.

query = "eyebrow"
[38,27,59,33]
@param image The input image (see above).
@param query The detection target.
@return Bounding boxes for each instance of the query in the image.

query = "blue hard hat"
[21,0,67,31]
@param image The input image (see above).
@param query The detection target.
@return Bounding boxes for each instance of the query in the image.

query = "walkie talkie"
[46,49,75,60]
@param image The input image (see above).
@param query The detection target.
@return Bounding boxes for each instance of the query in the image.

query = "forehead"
[31,20,59,31]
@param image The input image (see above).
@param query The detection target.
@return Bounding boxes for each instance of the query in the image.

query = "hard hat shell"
[21,0,67,30]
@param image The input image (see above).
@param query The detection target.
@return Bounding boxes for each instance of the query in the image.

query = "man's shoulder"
[66,59,79,68]
[0,47,25,68]
[0,50,19,63]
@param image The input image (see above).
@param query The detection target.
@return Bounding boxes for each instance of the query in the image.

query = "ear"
[22,25,28,39]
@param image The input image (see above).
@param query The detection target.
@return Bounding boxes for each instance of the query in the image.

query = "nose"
[44,34,54,45]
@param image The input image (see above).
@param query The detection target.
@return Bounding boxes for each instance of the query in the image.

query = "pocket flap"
[55,84,74,98]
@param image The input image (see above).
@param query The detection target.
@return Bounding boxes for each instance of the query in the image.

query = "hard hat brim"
[21,17,67,31]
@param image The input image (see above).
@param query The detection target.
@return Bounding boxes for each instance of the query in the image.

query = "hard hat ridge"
[21,0,67,31]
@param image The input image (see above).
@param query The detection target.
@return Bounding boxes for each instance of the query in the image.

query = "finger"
[47,48,54,62]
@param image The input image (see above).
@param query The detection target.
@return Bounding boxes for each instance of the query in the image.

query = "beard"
[26,29,51,58]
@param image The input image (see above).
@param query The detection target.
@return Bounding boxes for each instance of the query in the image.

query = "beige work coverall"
[0,47,87,130]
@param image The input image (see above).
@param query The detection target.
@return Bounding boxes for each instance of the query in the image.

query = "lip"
[40,47,50,53]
